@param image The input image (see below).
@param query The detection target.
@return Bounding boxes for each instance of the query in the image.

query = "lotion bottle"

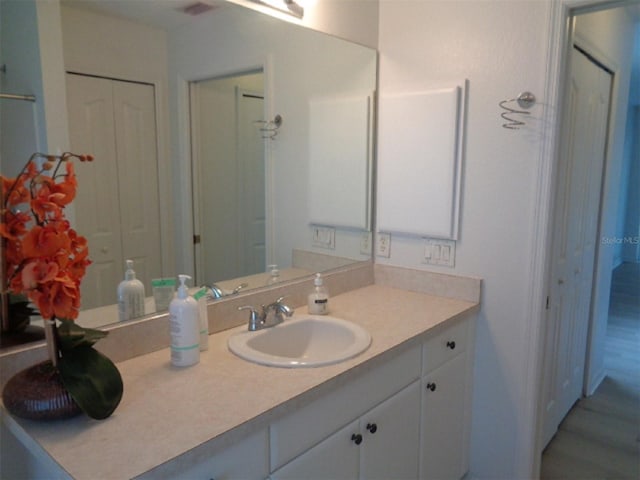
[117,259,145,322]
[308,273,329,315]
[169,275,200,367]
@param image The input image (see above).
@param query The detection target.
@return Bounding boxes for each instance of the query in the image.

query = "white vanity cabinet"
[419,315,474,479]
[269,314,475,480]
[271,381,421,480]
[269,345,421,479]
[135,429,269,480]
[0,306,477,480]
[359,380,421,480]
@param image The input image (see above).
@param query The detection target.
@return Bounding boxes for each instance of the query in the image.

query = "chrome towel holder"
[254,114,282,139]
[499,91,536,129]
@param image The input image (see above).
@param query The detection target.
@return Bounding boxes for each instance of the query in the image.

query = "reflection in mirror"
[0,0,376,348]
[191,71,268,284]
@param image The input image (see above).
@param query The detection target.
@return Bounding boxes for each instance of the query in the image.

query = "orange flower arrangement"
[2,153,124,421]
[1,152,93,322]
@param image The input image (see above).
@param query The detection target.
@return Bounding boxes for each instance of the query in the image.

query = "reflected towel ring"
[254,114,283,139]
[499,92,536,129]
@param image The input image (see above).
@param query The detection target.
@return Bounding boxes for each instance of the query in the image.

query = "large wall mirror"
[0,0,376,347]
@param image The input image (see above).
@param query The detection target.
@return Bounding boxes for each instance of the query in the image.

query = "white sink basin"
[227,315,371,368]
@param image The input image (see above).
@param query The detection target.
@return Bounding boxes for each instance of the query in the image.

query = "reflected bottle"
[266,264,280,285]
[117,259,145,322]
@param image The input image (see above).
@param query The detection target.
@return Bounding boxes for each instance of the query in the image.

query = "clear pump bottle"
[308,273,329,315]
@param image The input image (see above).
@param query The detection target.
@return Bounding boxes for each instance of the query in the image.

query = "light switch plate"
[376,232,391,258]
[423,238,455,267]
[312,226,335,249]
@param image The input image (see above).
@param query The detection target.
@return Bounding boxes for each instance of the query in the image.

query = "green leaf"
[57,319,108,351]
[58,346,123,420]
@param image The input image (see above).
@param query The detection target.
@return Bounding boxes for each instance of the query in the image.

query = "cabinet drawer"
[270,344,421,471]
[422,316,469,373]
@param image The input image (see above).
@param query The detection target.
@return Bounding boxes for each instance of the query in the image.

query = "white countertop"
[2,284,478,479]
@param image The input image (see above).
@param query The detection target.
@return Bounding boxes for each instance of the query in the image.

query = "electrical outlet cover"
[376,232,391,258]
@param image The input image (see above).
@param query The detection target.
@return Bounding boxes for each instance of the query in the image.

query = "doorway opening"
[537,2,639,477]
[189,70,267,287]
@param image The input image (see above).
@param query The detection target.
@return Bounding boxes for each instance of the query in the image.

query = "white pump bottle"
[117,259,145,322]
[169,275,200,367]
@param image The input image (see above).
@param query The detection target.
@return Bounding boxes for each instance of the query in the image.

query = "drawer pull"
[446,340,456,350]
[426,382,437,392]
[366,423,378,434]
[351,433,363,445]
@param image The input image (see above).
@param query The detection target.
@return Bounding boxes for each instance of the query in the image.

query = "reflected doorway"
[190,71,266,286]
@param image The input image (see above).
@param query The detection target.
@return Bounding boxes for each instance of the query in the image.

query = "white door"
[236,88,266,277]
[66,74,162,310]
[270,419,361,480]
[66,75,123,309]
[111,81,162,288]
[420,355,467,480]
[541,47,612,446]
[360,380,420,480]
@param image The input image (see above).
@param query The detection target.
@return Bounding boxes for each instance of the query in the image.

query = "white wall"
[376,1,635,477]
[621,106,640,262]
[573,8,636,394]
[377,1,552,477]
[619,26,640,263]
[1,0,67,201]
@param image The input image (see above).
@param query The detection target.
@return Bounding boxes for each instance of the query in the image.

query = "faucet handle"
[238,305,262,331]
[273,296,288,305]
[232,283,249,295]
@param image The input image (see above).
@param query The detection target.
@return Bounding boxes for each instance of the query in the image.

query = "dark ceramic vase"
[2,360,82,421]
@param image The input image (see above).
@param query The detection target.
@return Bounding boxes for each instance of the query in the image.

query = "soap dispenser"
[117,259,145,322]
[169,275,200,367]
[308,273,329,315]
[266,264,280,285]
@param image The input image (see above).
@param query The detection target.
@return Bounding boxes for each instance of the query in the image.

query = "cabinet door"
[360,380,421,480]
[270,420,360,480]
[420,353,467,479]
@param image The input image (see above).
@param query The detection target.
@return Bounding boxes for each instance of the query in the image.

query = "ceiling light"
[251,0,304,19]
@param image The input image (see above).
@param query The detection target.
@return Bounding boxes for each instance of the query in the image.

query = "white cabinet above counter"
[1,279,480,480]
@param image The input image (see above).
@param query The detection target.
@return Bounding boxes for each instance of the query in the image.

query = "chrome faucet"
[204,282,248,299]
[238,296,294,331]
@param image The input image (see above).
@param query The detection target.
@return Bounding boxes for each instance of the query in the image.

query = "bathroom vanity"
[1,269,479,479]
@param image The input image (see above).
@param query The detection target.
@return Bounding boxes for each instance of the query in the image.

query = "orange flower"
[2,176,29,206]
[0,210,30,240]
[21,224,70,259]
[21,260,60,290]
[49,162,77,207]
[2,152,93,321]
